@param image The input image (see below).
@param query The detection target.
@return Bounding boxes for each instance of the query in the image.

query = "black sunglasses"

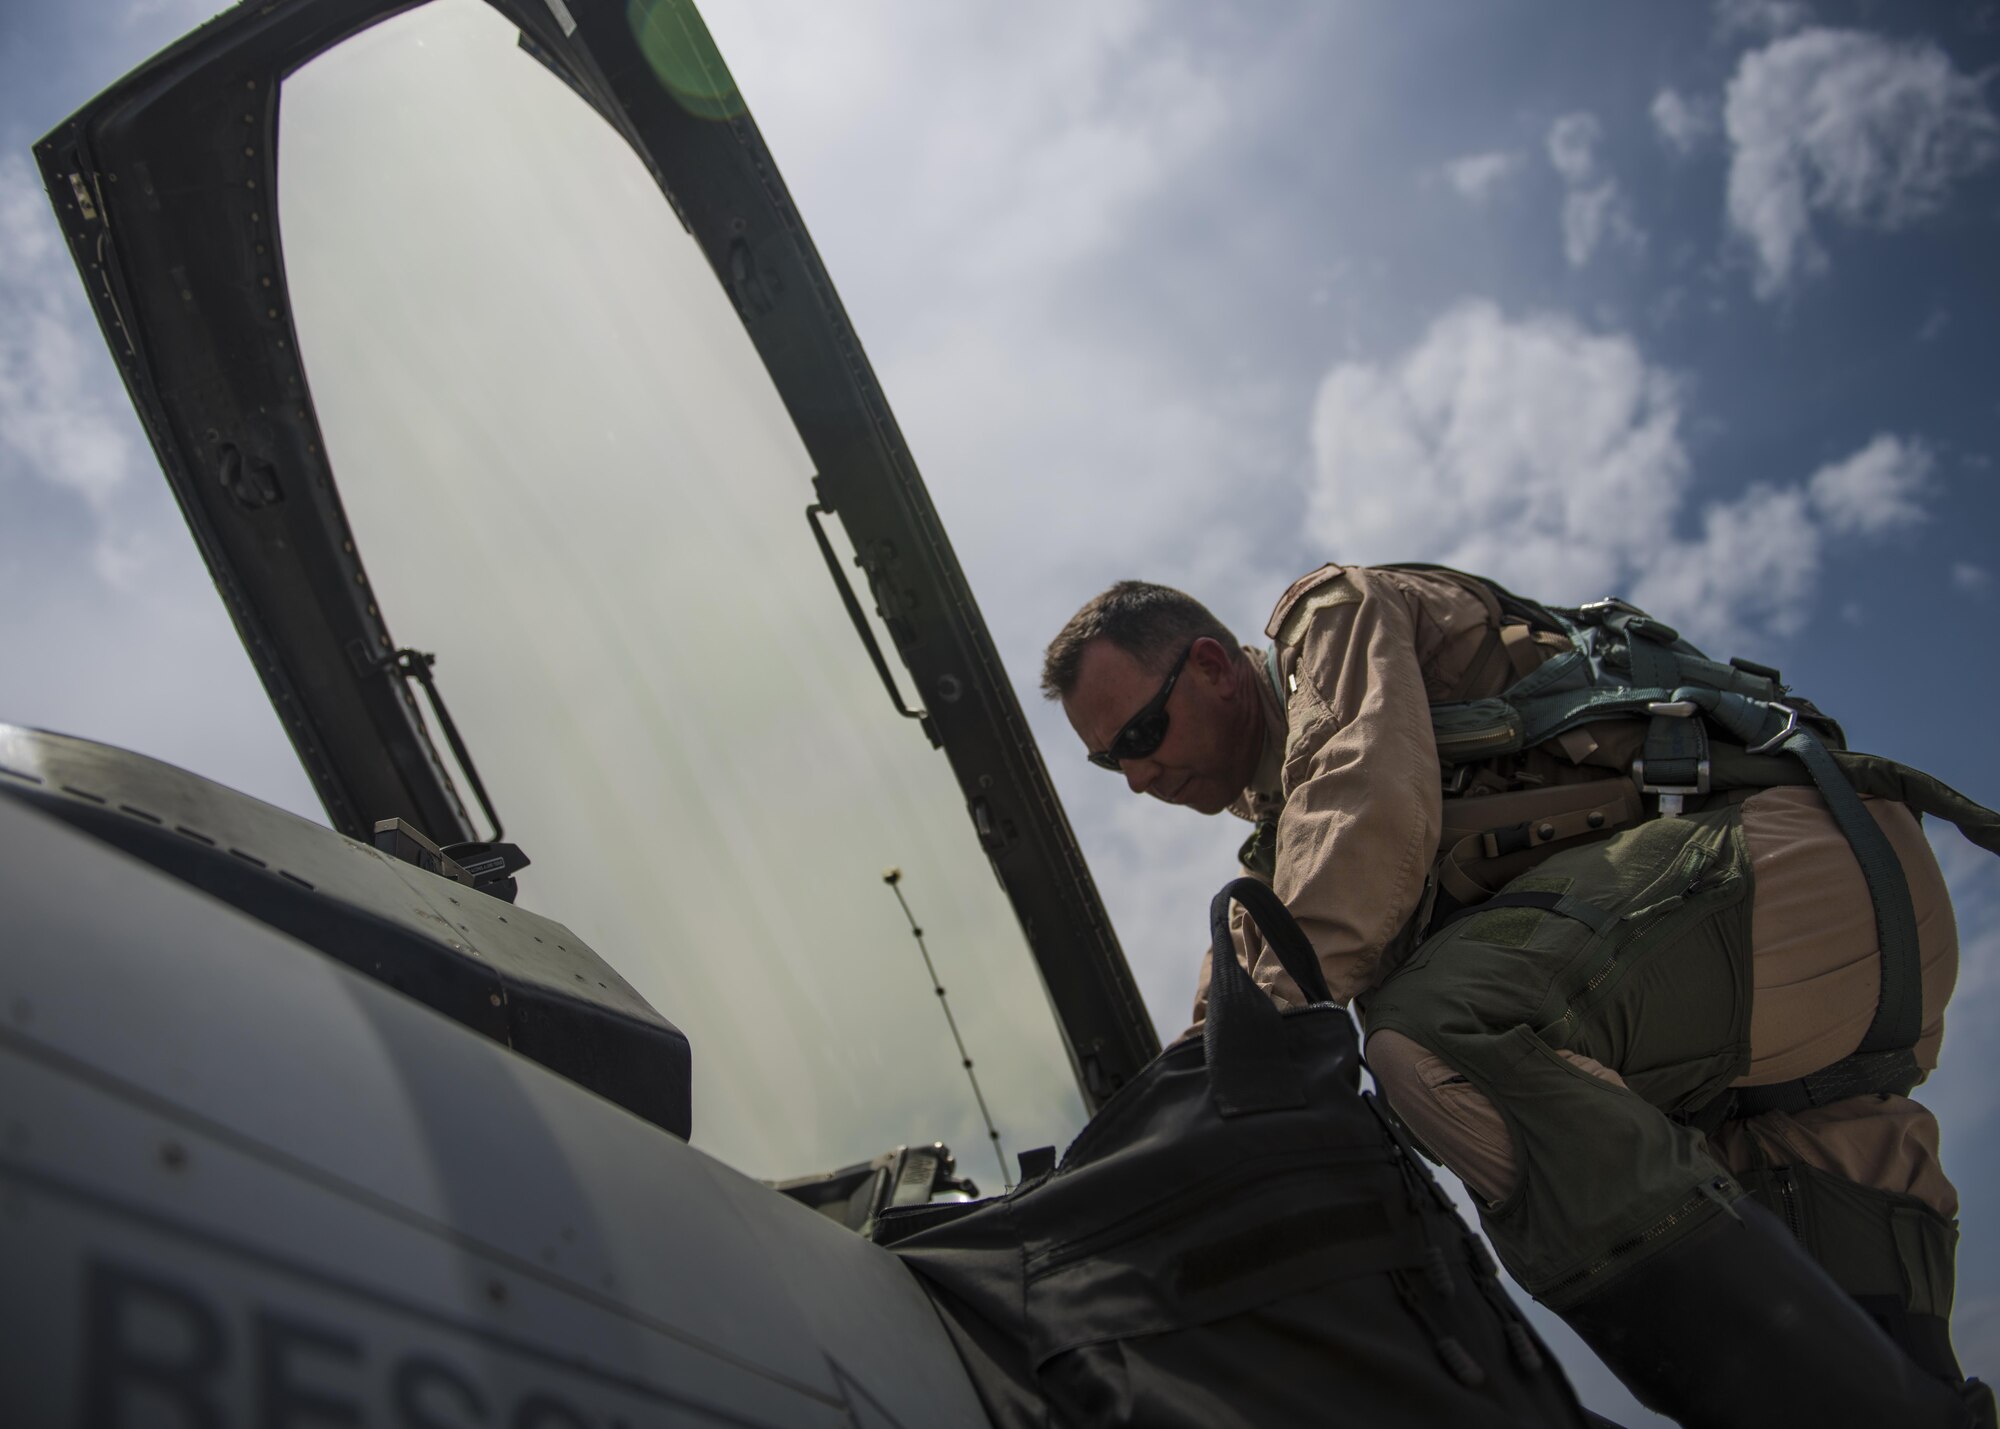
[1088,644,1195,771]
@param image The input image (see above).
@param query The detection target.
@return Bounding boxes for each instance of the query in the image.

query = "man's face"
[1060,637,1261,815]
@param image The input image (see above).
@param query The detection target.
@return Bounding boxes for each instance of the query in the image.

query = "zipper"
[1683,863,1732,898]
[1541,1178,1732,1303]
[1545,853,1734,1040]
[1772,1166,1805,1245]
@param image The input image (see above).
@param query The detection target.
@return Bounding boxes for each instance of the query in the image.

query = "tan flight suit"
[1192,563,1963,1345]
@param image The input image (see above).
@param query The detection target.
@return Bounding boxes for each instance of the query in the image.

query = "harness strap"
[1411,584,2000,1128]
[1620,620,1709,804]
[1721,1048,1925,1121]
[1681,688,1923,1056]
[1783,730,1922,1054]
[1833,751,2000,857]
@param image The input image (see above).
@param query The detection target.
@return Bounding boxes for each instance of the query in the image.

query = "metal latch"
[68,172,99,222]
[1746,702,1801,756]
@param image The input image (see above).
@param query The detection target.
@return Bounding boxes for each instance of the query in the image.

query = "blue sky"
[4,0,1999,1420]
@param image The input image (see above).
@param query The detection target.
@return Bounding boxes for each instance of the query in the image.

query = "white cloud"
[704,0,1228,293]
[1630,481,1825,642]
[1804,432,1931,535]
[1954,562,1993,593]
[1723,27,2000,299]
[1651,88,1720,156]
[1713,0,1812,42]
[1546,112,1602,186]
[1926,828,2000,1122]
[0,156,139,515]
[1442,149,1522,204]
[1559,184,1628,268]
[1306,301,1934,647]
[1545,112,1644,267]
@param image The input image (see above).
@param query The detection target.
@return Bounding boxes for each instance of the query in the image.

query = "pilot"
[1043,567,1994,1429]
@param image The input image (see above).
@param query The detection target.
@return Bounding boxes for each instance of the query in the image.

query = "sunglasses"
[1088,644,1195,771]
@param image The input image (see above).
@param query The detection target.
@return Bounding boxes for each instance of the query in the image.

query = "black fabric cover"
[875,879,1596,1428]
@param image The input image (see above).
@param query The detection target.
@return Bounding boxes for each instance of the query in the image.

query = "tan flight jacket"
[1190,564,1642,1028]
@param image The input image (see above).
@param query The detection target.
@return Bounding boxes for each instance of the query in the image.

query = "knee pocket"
[1367,1030,1519,1202]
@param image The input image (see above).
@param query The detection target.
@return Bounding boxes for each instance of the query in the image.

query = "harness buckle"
[1632,757,1711,818]
[1746,702,1800,756]
[1634,698,1708,816]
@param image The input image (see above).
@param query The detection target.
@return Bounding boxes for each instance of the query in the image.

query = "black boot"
[1561,1198,1981,1429]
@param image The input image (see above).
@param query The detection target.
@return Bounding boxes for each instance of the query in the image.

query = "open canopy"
[36,0,1157,1174]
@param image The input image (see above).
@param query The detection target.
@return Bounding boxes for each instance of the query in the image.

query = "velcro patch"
[1273,579,1361,648]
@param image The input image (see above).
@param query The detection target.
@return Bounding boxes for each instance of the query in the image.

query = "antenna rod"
[883,868,1013,1192]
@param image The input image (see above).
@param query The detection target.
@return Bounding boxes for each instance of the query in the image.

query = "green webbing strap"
[1237,817,1279,882]
[1623,621,1708,792]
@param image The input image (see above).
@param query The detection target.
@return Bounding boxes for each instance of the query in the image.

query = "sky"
[4,0,1999,1421]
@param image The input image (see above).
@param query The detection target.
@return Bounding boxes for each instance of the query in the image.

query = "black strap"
[1215,876,1334,1003]
[1780,729,1923,1054]
[1725,1047,1923,1120]
[1683,689,1925,1057]
[1203,878,1335,1117]
[1834,751,2000,857]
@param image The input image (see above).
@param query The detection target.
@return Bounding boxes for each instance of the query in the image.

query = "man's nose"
[1121,759,1159,796]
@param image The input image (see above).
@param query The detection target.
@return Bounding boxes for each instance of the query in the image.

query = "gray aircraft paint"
[0,793,989,1425]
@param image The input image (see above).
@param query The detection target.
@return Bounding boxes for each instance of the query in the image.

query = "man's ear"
[1188,636,1239,691]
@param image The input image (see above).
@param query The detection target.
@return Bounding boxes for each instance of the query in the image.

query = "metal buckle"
[1632,757,1711,818]
[1746,702,1800,756]
[1635,698,1709,816]
[1579,596,1646,619]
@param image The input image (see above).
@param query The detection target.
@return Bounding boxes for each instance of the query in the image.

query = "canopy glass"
[279,0,1087,1179]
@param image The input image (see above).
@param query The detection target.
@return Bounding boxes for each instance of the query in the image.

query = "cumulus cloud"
[1803,432,1931,535]
[1651,88,1720,156]
[1723,27,2000,299]
[1306,300,1932,646]
[1545,112,1644,267]
[1442,149,1522,204]
[1955,562,1993,593]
